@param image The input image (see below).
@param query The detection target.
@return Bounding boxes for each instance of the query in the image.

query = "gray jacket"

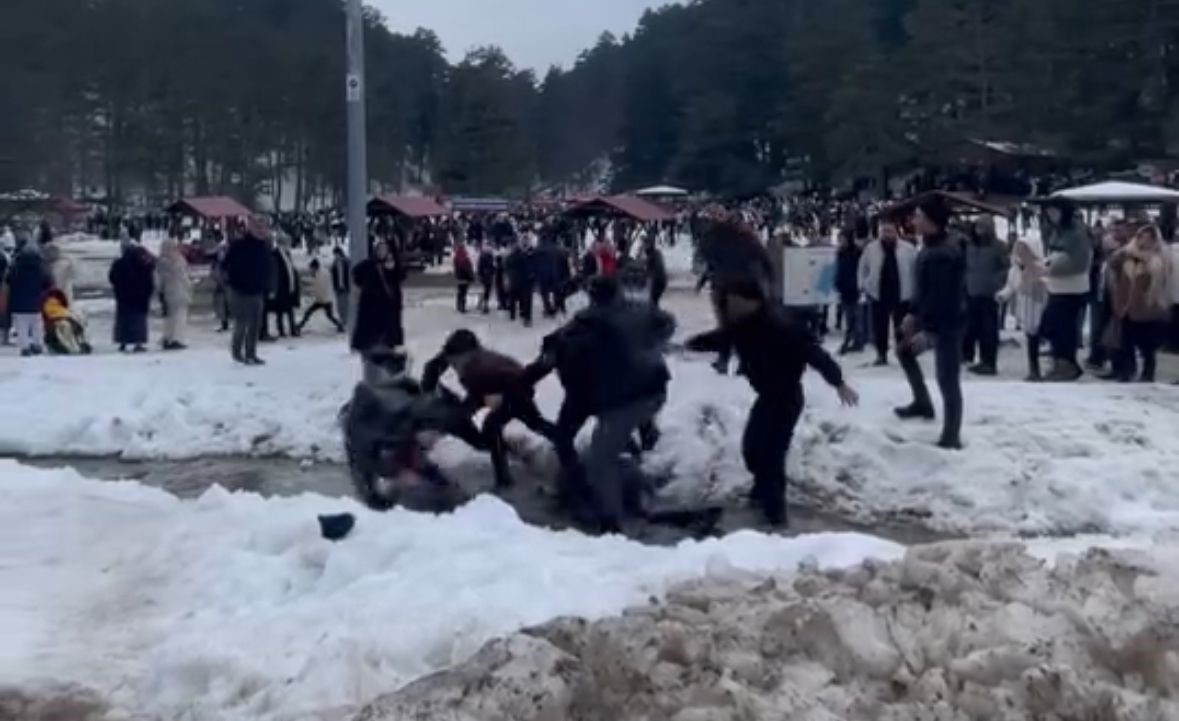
[964,238,1010,298]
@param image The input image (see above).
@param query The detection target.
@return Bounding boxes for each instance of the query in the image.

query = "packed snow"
[360,541,1179,721]
[2,313,1179,537]
[0,461,902,721]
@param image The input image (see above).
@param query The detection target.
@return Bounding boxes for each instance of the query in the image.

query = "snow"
[0,461,903,721]
[2,317,1178,538]
[1051,180,1179,203]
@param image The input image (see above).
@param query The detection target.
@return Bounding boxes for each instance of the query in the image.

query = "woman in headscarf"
[109,241,155,353]
[1104,224,1173,382]
[351,238,405,358]
[157,236,193,350]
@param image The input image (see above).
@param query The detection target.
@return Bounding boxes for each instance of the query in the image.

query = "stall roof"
[368,194,447,218]
[566,194,674,222]
[167,196,252,220]
[448,196,512,213]
[1048,181,1179,205]
[634,185,689,197]
[877,190,1012,220]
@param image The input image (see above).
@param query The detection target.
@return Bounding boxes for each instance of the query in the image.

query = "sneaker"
[968,364,997,376]
[894,403,936,421]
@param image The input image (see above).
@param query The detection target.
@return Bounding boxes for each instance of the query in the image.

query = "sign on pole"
[781,246,837,307]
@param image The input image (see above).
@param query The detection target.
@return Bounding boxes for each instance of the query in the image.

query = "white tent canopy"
[634,185,689,197]
[1051,181,1179,204]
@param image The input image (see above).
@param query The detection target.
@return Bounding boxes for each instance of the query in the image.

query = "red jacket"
[595,246,618,277]
[453,245,475,283]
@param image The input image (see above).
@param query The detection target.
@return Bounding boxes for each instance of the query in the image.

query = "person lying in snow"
[686,277,858,527]
[41,289,93,355]
[420,329,560,489]
[340,347,475,512]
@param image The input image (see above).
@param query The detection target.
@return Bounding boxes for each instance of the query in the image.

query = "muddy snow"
[358,542,1179,721]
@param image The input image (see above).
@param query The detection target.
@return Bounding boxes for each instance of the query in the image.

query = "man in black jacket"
[687,278,858,526]
[505,237,536,326]
[895,197,968,449]
[520,276,676,532]
[644,231,668,308]
[223,216,275,365]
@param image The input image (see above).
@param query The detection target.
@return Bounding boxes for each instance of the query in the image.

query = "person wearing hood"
[1104,224,1173,382]
[351,238,405,359]
[686,277,858,526]
[961,217,1010,376]
[7,240,50,356]
[42,242,77,306]
[895,196,968,450]
[109,241,156,353]
[156,236,193,350]
[1039,198,1093,381]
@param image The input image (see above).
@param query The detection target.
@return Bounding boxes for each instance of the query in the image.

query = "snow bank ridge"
[358,542,1179,721]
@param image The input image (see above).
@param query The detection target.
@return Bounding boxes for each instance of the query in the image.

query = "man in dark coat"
[476,243,496,314]
[895,197,968,450]
[223,217,275,364]
[7,242,49,355]
[351,238,405,356]
[330,246,352,324]
[109,242,155,353]
[504,238,536,326]
[644,232,668,308]
[520,277,676,532]
[533,236,564,317]
[835,232,864,355]
[263,238,301,339]
[687,278,858,526]
[421,329,559,489]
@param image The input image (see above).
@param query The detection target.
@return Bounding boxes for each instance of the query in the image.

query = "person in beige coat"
[1105,225,1173,382]
[157,237,193,350]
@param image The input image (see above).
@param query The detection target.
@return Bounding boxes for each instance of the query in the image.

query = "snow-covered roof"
[1051,181,1179,204]
[634,185,689,197]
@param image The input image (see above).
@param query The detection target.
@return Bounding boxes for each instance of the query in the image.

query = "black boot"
[894,402,935,420]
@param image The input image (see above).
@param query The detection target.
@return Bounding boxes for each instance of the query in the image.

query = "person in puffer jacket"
[1039,198,1093,381]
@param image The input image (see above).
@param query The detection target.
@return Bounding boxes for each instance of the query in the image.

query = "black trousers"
[650,280,667,308]
[509,286,534,324]
[1025,333,1043,378]
[871,300,908,360]
[742,392,803,522]
[540,285,559,316]
[1117,319,1166,381]
[456,283,470,313]
[963,296,1000,368]
[298,302,343,331]
[1042,293,1087,365]
[262,308,297,338]
[1086,291,1112,366]
[482,391,559,488]
[479,279,493,312]
[899,329,964,445]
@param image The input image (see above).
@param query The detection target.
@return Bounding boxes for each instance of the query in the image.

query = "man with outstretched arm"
[686,277,858,526]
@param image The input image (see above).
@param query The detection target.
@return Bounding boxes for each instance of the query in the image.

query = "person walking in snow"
[835,230,865,355]
[223,216,275,365]
[330,246,352,325]
[453,241,476,314]
[157,236,193,350]
[476,242,496,314]
[1103,224,1173,383]
[858,220,917,366]
[894,196,967,450]
[687,277,857,526]
[7,239,49,356]
[1039,198,1093,381]
[962,217,1010,376]
[109,241,156,353]
[504,235,536,327]
[996,238,1049,381]
[644,230,668,309]
[297,258,345,333]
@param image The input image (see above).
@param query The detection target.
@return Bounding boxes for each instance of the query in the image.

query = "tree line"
[3,0,1178,207]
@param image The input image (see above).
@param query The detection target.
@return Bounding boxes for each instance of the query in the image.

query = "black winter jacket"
[223,234,275,296]
[687,305,843,398]
[911,232,966,335]
[108,249,155,314]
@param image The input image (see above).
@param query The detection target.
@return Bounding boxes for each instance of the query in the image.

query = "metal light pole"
[345,0,369,276]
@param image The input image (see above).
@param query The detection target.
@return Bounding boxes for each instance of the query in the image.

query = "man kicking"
[421,329,559,489]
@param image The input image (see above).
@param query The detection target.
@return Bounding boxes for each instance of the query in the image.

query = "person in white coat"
[42,242,77,305]
[157,237,193,350]
[997,238,1049,381]
[858,220,918,365]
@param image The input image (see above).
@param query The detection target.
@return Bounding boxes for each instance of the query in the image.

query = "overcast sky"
[376,0,670,72]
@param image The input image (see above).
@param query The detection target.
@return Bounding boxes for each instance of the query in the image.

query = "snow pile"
[358,542,1179,721]
[0,461,902,721]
